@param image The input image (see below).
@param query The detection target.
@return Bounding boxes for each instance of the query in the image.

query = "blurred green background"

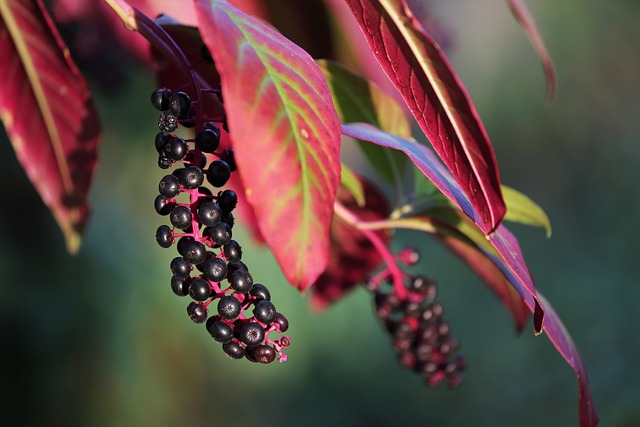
[1,0,638,426]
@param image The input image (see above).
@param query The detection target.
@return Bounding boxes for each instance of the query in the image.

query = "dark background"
[1,1,638,426]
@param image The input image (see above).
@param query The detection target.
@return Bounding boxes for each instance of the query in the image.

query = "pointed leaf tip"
[195,0,342,289]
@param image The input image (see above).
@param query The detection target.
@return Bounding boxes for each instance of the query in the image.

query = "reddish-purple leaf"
[344,123,597,425]
[311,174,389,311]
[506,0,557,101]
[344,0,506,234]
[0,0,100,253]
[195,0,342,289]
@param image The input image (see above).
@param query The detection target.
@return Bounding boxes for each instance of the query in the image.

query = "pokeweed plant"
[0,0,598,425]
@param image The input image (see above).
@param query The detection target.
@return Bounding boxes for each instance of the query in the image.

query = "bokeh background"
[1,0,639,426]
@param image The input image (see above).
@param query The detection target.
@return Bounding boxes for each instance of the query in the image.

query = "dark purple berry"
[221,211,234,228]
[202,257,228,282]
[273,312,289,332]
[411,275,437,299]
[226,261,249,276]
[224,149,237,172]
[222,341,245,359]
[158,111,178,132]
[177,236,195,256]
[180,165,204,189]
[188,278,211,301]
[169,205,192,230]
[229,269,253,293]
[207,318,233,343]
[155,225,173,248]
[206,160,230,187]
[195,128,220,153]
[159,175,181,198]
[223,240,242,262]
[171,275,190,296]
[209,222,232,246]
[249,284,270,301]
[183,241,207,265]
[170,257,191,278]
[158,154,172,169]
[217,296,241,320]
[185,150,207,168]
[169,91,191,119]
[197,202,221,227]
[248,344,276,364]
[151,88,172,111]
[218,189,237,213]
[240,322,264,346]
[154,195,174,215]
[155,132,171,152]
[166,136,187,161]
[253,300,276,324]
[187,302,207,323]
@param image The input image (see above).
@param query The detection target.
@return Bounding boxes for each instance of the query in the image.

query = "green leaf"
[340,163,366,207]
[503,185,552,237]
[317,59,409,184]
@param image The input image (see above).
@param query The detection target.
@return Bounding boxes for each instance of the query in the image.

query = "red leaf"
[195,0,342,289]
[506,0,557,101]
[0,0,100,253]
[344,0,506,234]
[311,174,390,311]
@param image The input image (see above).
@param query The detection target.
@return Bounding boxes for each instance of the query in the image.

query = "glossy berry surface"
[159,175,181,198]
[229,269,253,293]
[217,296,241,320]
[223,240,242,263]
[154,195,174,216]
[151,88,172,111]
[202,257,228,282]
[158,111,178,132]
[206,160,231,187]
[253,300,277,324]
[250,344,276,364]
[209,222,232,246]
[155,132,171,152]
[240,322,265,346]
[180,166,204,189]
[195,128,220,153]
[166,136,187,161]
[170,206,193,230]
[170,257,191,278]
[197,202,222,227]
[155,225,173,248]
[250,284,271,301]
[222,341,245,359]
[169,91,191,119]
[189,278,211,301]
[187,302,207,323]
[218,190,237,213]
[274,313,289,332]
[171,275,190,297]
[207,319,234,343]
[183,241,207,265]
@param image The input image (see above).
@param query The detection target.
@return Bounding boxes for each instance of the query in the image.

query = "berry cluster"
[151,87,290,363]
[366,247,465,388]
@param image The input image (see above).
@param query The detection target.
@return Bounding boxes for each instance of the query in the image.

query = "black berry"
[218,190,237,213]
[202,257,228,282]
[222,341,245,359]
[169,92,191,119]
[170,205,193,230]
[151,88,172,111]
[195,128,220,153]
[198,202,222,227]
[229,269,253,293]
[158,111,178,132]
[158,154,172,169]
[253,300,276,324]
[159,175,181,198]
[274,312,289,332]
[206,160,231,187]
[154,195,174,215]
[166,136,187,161]
[170,257,191,279]
[223,240,242,263]
[207,318,234,343]
[171,275,190,296]
[250,284,271,301]
[240,322,264,346]
[155,132,171,152]
[224,149,237,172]
[209,222,232,246]
[187,302,207,323]
[248,344,276,364]
[217,296,241,320]
[177,236,195,256]
[155,225,173,248]
[180,165,204,189]
[183,241,207,265]
[189,278,211,301]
